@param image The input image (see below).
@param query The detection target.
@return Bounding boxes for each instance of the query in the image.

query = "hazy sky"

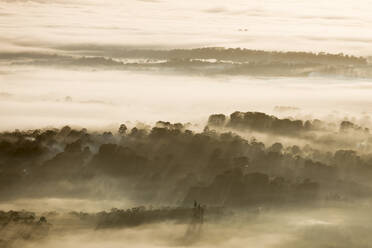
[1,0,372,55]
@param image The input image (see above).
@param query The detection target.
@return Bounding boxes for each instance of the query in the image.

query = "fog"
[5,206,372,248]
[2,0,372,130]
[1,114,372,247]
[2,0,372,247]
[2,67,372,131]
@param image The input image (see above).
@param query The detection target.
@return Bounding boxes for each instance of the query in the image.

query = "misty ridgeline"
[3,47,372,78]
[1,110,372,247]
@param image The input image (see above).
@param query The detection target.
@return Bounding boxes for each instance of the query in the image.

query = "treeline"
[1,114,372,207]
[208,111,370,135]
[0,210,50,247]
[69,205,227,229]
[184,168,319,207]
[21,56,372,78]
[91,47,368,66]
[207,111,372,152]
[3,48,372,78]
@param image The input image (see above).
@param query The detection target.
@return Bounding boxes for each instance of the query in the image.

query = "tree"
[118,124,128,135]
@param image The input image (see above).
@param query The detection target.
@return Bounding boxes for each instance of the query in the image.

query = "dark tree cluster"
[0,113,372,208]
[0,211,50,247]
[69,205,227,229]
[208,112,372,149]
[184,168,319,207]
[209,111,323,135]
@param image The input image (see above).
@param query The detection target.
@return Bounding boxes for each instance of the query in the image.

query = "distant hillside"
[109,47,367,66]
[1,48,371,78]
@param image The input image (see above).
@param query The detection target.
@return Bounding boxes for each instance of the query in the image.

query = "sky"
[1,0,372,56]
